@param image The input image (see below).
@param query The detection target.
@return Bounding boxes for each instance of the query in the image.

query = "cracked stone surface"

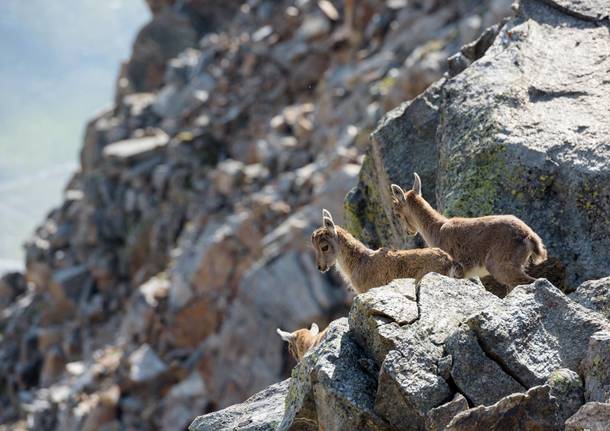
[348,278,418,364]
[540,0,610,21]
[446,326,525,406]
[371,274,500,431]
[467,279,610,388]
[446,385,562,430]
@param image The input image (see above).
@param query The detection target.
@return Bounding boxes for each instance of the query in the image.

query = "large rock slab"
[446,385,561,430]
[468,279,610,388]
[349,0,610,286]
[435,0,610,288]
[371,274,501,430]
[445,326,525,406]
[279,318,392,431]
[189,379,289,431]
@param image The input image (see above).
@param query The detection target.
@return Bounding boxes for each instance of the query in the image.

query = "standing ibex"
[391,173,547,290]
[311,209,462,293]
[276,323,326,361]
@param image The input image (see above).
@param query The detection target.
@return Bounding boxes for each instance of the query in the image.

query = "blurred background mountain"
[0,0,149,273]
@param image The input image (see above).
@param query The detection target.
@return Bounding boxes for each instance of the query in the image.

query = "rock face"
[188,379,289,431]
[1,0,517,429]
[348,0,610,288]
[192,272,610,430]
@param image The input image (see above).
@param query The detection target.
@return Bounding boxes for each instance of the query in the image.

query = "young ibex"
[276,323,326,361]
[311,209,462,293]
[391,173,548,289]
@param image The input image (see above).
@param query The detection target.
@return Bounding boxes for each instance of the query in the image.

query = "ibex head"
[311,209,339,272]
[391,173,422,236]
[276,323,320,361]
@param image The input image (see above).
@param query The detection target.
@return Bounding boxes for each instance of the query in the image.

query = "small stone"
[128,344,167,383]
[425,393,469,431]
[565,402,610,431]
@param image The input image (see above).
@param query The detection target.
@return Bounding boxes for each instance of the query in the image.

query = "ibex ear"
[277,328,295,343]
[391,184,406,202]
[322,209,337,236]
[322,209,333,222]
[412,173,422,196]
[309,323,319,336]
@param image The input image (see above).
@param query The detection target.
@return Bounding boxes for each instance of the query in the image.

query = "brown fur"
[312,209,462,294]
[391,174,548,291]
[277,324,326,361]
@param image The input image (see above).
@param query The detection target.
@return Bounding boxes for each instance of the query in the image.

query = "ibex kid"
[311,209,462,293]
[276,323,326,361]
[391,173,547,290]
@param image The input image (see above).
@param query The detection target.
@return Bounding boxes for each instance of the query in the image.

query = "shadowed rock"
[189,379,289,431]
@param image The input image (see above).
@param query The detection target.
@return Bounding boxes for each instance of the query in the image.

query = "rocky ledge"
[191,274,610,430]
[191,0,610,428]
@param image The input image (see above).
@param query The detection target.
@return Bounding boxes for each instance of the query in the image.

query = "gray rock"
[546,368,585,424]
[446,385,561,430]
[189,379,289,431]
[570,277,610,320]
[348,279,418,364]
[102,133,169,162]
[446,326,524,406]
[128,344,167,383]
[424,393,469,431]
[581,331,610,403]
[373,274,500,431]
[279,318,392,431]
[436,0,610,287]
[468,279,610,387]
[49,265,92,306]
[564,402,610,431]
[350,0,610,286]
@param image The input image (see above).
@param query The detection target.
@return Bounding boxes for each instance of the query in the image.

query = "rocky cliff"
[190,0,610,429]
[0,0,517,430]
[192,275,610,430]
